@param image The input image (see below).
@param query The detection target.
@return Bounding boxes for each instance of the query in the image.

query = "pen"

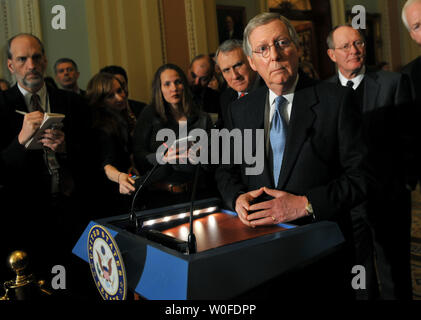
[15,110,27,116]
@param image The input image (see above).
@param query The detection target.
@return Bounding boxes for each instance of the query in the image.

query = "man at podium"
[216,13,373,299]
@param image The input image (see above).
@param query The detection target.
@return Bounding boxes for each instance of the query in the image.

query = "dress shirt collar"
[268,74,299,124]
[338,65,366,90]
[17,82,48,112]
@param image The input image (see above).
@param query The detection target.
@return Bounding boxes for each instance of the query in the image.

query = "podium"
[73,198,344,300]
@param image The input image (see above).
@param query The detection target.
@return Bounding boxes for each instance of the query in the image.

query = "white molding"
[158,0,167,64]
[184,0,197,61]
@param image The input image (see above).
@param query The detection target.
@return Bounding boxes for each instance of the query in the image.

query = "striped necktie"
[30,93,44,113]
[270,96,287,187]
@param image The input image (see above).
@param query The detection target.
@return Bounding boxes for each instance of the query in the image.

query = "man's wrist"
[304,197,315,220]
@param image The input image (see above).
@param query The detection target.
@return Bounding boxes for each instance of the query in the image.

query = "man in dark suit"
[216,13,371,299]
[100,65,147,119]
[0,34,91,295]
[188,54,221,115]
[326,24,414,300]
[54,58,85,96]
[402,0,421,188]
[215,39,264,128]
[402,0,421,106]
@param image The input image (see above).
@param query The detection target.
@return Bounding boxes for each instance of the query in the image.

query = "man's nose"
[26,58,36,69]
[349,42,360,54]
[269,44,282,61]
[231,68,240,79]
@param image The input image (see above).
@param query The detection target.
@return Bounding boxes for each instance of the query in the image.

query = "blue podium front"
[73,198,344,300]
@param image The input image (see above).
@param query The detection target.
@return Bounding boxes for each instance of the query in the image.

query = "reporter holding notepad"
[132,64,215,209]
[0,33,91,295]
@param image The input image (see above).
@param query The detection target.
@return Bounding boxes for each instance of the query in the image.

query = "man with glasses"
[402,0,421,107]
[326,24,414,300]
[216,13,371,299]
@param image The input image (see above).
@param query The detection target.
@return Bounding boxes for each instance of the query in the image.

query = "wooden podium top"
[162,212,288,253]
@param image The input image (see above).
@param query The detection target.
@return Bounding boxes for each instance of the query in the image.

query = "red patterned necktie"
[239,92,245,98]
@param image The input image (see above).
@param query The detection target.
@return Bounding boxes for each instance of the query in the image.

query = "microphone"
[129,135,194,231]
[129,142,172,231]
[187,163,201,254]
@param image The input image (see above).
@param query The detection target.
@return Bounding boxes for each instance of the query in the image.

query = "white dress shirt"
[17,82,50,113]
[268,74,299,125]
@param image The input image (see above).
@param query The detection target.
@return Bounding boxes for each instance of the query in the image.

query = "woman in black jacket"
[86,72,137,215]
[133,64,215,209]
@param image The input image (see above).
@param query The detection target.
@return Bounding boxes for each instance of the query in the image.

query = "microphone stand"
[187,163,200,254]
[129,146,171,232]
[129,161,160,232]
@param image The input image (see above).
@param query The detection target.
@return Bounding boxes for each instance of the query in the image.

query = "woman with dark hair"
[86,72,137,214]
[133,64,215,208]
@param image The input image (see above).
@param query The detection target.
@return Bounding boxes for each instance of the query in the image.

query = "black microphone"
[129,136,193,231]
[187,163,201,254]
[129,142,172,231]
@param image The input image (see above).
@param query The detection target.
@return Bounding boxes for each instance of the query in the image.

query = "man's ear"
[247,56,257,72]
[7,59,14,74]
[410,30,417,43]
[327,49,337,63]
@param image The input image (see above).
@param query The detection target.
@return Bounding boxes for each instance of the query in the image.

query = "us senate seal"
[87,225,127,300]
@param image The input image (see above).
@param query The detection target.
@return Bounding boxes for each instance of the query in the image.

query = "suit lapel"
[242,87,273,187]
[277,84,317,189]
[413,58,421,99]
[9,85,28,113]
[363,72,380,112]
[47,85,60,113]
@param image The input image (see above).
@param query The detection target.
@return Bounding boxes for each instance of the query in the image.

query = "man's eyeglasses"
[334,40,365,52]
[252,39,292,58]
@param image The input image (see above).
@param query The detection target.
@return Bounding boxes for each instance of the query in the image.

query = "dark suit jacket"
[193,87,221,115]
[129,99,147,119]
[0,84,90,197]
[327,70,414,192]
[402,57,421,185]
[215,77,371,239]
[217,76,266,129]
[0,84,90,273]
[402,56,421,105]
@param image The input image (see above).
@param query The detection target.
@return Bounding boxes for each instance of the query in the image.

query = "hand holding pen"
[16,109,44,145]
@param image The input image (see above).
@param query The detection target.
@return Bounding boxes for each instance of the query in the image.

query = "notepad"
[25,113,65,150]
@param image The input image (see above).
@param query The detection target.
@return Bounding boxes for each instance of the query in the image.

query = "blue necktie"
[270,96,287,187]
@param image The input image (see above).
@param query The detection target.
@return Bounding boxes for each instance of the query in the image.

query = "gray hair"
[402,0,421,30]
[215,39,243,64]
[326,24,366,49]
[243,12,300,57]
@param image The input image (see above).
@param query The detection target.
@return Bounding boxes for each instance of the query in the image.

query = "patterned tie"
[239,92,245,98]
[270,96,287,187]
[30,93,61,194]
[346,80,354,90]
[30,94,44,113]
